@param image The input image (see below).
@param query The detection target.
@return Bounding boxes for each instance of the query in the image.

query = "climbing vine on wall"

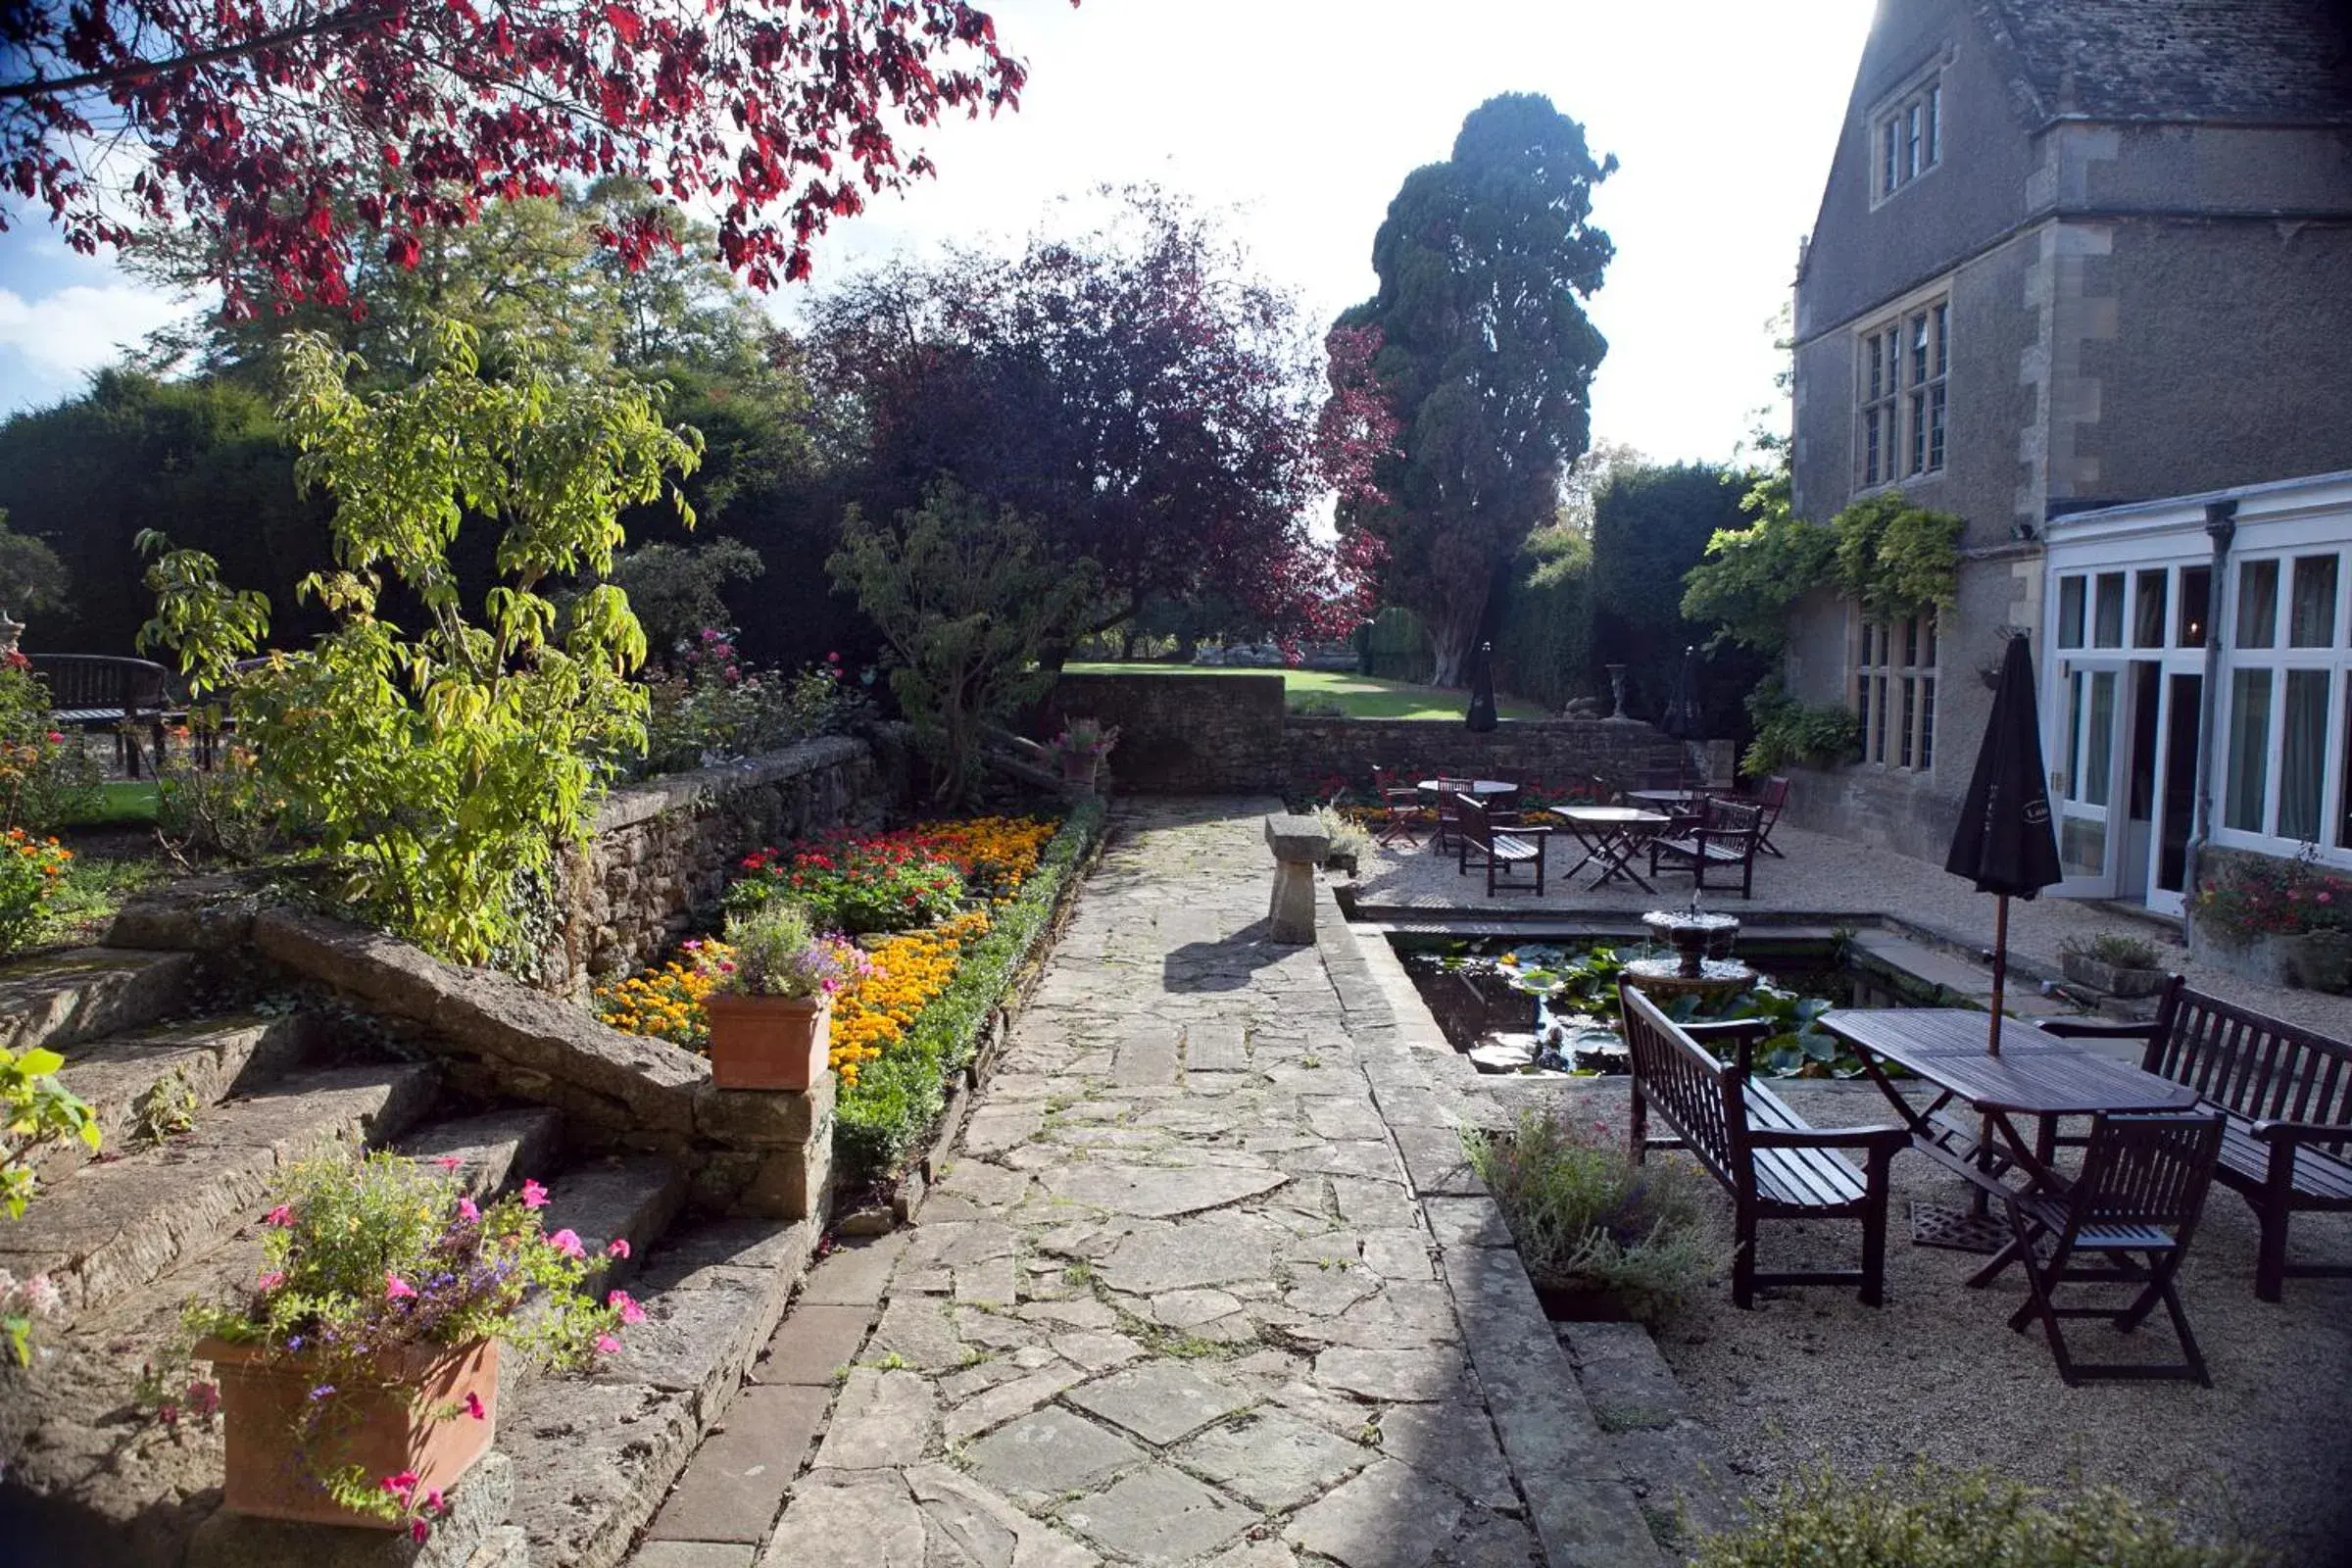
[1680,489,1963,655]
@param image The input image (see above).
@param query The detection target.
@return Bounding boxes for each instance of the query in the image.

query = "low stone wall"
[1283,716,1687,795]
[1042,671,1686,796]
[1045,671,1287,793]
[547,736,896,999]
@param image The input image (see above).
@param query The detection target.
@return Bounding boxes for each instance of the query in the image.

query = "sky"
[0,0,1877,462]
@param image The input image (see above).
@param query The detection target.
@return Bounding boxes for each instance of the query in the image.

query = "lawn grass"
[64,780,162,827]
[1062,662,1548,721]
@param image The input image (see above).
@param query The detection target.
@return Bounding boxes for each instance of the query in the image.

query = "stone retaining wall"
[1043,671,1688,797]
[547,736,897,1000]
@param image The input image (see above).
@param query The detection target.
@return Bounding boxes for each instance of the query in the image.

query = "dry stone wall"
[546,736,899,1000]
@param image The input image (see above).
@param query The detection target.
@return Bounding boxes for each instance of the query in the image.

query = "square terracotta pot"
[197,1336,499,1528]
[705,992,832,1090]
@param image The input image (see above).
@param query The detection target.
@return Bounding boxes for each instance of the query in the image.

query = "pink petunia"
[433,1155,464,1171]
[520,1179,549,1209]
[425,1488,444,1512]
[411,1520,429,1543]
[264,1204,294,1227]
[256,1271,284,1292]
[464,1391,486,1421]
[608,1289,647,1325]
[594,1334,622,1355]
[382,1470,419,1497]
[548,1229,586,1259]
[385,1273,417,1300]
[457,1197,480,1222]
[605,1238,630,1259]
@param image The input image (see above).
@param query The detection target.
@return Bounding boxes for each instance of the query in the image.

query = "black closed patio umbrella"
[1466,640,1497,733]
[1944,630,2064,1054]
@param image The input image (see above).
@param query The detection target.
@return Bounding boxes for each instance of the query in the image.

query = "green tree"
[1491,523,1592,712]
[1333,93,1616,685]
[139,321,700,964]
[606,538,767,662]
[829,481,1096,805]
[0,513,69,618]
[1591,464,1764,732]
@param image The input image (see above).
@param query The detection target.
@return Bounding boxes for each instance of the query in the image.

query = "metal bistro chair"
[1996,1110,2226,1386]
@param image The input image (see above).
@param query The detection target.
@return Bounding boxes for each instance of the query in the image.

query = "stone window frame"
[1855,288,1949,490]
[1870,69,1942,207]
[1852,610,1939,773]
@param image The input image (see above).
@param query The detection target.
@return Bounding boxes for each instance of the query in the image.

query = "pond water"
[1392,936,1931,1079]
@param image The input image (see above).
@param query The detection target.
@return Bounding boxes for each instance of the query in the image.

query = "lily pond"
[1394,937,1926,1079]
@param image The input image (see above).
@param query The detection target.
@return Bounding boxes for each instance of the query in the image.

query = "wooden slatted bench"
[2038,976,2352,1300]
[1647,797,1764,899]
[1453,792,1550,896]
[1620,981,1908,1307]
[27,654,171,778]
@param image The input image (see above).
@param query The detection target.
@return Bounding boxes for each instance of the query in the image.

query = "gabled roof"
[1974,0,2352,124]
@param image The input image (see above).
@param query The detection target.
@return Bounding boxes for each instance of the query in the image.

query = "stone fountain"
[1622,896,1755,1003]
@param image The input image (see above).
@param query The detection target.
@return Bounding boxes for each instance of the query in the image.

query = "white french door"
[2050,656,2130,899]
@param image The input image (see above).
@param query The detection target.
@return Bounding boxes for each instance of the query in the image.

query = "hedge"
[833,795,1105,1182]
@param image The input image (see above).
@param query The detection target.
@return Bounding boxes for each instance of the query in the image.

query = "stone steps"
[0,1060,439,1316]
[37,1010,320,1183]
[0,947,196,1055]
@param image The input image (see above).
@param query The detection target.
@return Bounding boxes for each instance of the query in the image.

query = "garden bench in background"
[1453,792,1550,896]
[28,654,170,778]
[1647,796,1764,899]
[1621,982,1907,1308]
[2038,979,2352,1301]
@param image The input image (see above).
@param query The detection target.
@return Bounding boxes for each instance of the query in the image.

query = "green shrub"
[1462,1108,1718,1323]
[835,798,1103,1183]
[1697,1466,2271,1567]
[1314,806,1372,863]
[2062,933,2165,970]
[0,660,102,834]
[1740,678,1860,779]
[1287,693,1348,718]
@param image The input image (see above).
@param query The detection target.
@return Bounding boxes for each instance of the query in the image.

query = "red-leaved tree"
[1,0,1054,315]
[808,188,1394,644]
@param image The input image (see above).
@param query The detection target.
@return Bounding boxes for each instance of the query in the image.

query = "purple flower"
[308,1384,336,1401]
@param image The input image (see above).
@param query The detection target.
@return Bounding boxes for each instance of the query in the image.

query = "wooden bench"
[1621,981,1908,1307]
[2038,977,2352,1301]
[1453,792,1550,896]
[1647,796,1763,899]
[27,654,171,778]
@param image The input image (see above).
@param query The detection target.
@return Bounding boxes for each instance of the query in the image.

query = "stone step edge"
[0,1060,440,1318]
[0,947,199,1056]
[39,1009,321,1184]
[501,1215,823,1568]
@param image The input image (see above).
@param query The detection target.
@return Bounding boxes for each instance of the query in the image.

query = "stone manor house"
[1775,0,2352,916]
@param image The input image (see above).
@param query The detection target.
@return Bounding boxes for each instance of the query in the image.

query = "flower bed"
[594,804,1101,1179]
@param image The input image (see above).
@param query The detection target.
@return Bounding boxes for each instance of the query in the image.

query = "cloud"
[0,282,188,380]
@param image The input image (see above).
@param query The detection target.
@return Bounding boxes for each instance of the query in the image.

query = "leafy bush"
[186,1152,635,1532]
[1,1043,100,1220]
[0,658,101,833]
[1682,491,1963,657]
[0,828,71,954]
[1696,1465,2271,1568]
[635,633,868,778]
[835,798,1102,1183]
[154,745,294,863]
[725,837,964,934]
[136,320,700,965]
[1740,678,1860,779]
[2196,846,2351,937]
[1492,523,1593,711]
[1287,693,1348,718]
[1462,1108,1718,1323]
[2062,933,2165,969]
[1315,806,1372,863]
[719,903,872,1000]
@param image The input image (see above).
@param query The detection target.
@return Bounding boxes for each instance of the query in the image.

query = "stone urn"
[200,1336,500,1527]
[704,992,833,1090]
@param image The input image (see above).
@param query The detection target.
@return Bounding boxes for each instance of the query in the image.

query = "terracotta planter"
[1058,754,1101,791]
[198,1336,499,1527]
[705,992,832,1090]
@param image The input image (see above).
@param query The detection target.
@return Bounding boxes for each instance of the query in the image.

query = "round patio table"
[1554,806,1672,892]
[1417,779,1519,857]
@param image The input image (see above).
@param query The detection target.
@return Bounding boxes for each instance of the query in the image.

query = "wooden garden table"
[1553,806,1672,892]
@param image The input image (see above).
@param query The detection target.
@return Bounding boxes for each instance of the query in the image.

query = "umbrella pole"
[1986,895,2009,1056]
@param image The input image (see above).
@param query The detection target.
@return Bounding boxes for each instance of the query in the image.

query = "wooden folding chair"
[1368,765,1424,848]
[1998,1111,2224,1386]
[1753,775,1791,858]
[1427,776,1475,858]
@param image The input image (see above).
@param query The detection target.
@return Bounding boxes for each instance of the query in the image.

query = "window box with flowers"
[702,903,874,1091]
[185,1152,636,1536]
[2188,847,2352,995]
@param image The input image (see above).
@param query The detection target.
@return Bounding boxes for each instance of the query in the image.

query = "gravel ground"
[1477,1074,2352,1566]
[1351,822,2352,1036]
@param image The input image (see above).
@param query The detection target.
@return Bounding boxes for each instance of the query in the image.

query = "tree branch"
[0,7,395,103]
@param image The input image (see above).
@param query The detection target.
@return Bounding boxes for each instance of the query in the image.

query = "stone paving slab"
[633,800,1665,1568]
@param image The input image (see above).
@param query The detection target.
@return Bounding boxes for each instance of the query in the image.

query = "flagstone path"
[633,799,1665,1568]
